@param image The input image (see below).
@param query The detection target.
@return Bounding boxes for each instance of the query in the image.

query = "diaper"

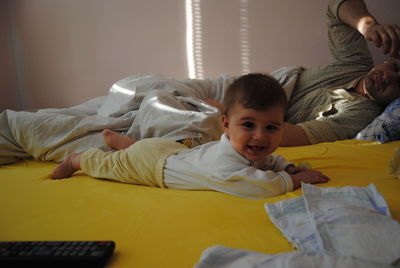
[265,183,400,265]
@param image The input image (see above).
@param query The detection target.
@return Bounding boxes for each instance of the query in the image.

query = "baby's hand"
[285,165,308,174]
[290,170,329,189]
[205,99,225,111]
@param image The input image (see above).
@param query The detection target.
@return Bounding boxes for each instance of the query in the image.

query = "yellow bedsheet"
[1,140,399,267]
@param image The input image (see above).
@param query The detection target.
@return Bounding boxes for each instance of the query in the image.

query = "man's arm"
[338,0,400,58]
[280,122,310,147]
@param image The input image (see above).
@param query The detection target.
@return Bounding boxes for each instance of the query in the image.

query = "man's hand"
[338,0,400,58]
[285,165,309,175]
[363,22,400,58]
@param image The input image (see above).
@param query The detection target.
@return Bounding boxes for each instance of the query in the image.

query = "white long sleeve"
[163,134,293,199]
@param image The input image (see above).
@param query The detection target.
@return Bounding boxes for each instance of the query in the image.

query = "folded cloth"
[265,183,400,265]
[194,245,392,268]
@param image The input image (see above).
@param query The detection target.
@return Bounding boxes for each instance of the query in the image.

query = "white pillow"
[355,98,400,143]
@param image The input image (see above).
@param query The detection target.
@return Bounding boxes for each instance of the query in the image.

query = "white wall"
[2,0,400,110]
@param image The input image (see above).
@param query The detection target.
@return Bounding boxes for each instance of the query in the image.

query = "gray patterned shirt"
[286,0,382,144]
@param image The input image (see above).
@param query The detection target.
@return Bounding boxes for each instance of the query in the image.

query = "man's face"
[363,58,400,106]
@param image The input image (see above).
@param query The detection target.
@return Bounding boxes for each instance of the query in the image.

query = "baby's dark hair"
[223,73,288,115]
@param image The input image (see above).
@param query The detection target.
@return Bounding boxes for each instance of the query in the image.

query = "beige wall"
[2,0,400,110]
[0,0,20,110]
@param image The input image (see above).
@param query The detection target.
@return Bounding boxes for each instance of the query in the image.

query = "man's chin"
[365,90,390,106]
[363,79,377,101]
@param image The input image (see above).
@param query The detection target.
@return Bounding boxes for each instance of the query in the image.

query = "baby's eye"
[242,122,255,129]
[266,125,278,131]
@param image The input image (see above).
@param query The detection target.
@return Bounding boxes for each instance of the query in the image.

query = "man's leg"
[0,111,30,165]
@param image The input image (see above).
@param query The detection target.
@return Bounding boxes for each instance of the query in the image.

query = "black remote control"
[0,240,115,267]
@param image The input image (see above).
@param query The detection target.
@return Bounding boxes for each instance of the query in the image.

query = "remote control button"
[35,249,53,256]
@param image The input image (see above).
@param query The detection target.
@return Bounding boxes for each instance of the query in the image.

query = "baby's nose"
[252,129,265,140]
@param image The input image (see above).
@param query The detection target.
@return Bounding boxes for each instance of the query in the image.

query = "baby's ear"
[221,114,230,132]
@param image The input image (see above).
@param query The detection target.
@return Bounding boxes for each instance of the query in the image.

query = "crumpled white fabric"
[194,245,393,268]
[127,90,223,147]
[265,183,400,265]
[194,184,400,267]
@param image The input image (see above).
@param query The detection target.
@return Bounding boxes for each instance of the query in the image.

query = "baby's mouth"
[247,145,266,152]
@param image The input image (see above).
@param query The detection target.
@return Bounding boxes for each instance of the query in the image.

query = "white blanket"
[194,246,393,268]
[0,67,301,164]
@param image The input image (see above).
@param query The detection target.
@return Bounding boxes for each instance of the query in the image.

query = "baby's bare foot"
[52,154,79,179]
[102,129,115,148]
[102,129,135,150]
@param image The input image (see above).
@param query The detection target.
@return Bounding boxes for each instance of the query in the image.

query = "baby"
[52,73,329,199]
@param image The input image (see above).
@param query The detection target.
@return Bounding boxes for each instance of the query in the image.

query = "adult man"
[276,0,400,146]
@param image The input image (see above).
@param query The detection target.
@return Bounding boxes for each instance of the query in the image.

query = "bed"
[1,139,399,267]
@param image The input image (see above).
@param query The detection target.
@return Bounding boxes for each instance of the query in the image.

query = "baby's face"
[222,103,285,162]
